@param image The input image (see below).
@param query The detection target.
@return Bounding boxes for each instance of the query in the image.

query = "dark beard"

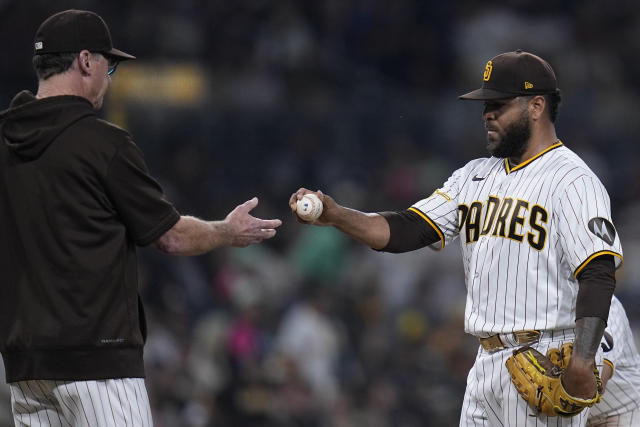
[488,113,531,159]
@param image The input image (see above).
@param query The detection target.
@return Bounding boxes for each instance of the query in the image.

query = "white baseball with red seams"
[296,193,323,221]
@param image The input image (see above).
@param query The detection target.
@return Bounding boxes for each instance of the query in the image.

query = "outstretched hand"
[224,197,282,247]
[288,187,391,249]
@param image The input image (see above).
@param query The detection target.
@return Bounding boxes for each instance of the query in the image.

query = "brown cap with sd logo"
[459,49,558,100]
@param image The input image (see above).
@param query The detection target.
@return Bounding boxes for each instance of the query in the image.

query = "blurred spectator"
[272,283,343,412]
[1,1,639,425]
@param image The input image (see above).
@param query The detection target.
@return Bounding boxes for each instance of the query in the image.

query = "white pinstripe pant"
[460,330,602,426]
[9,378,153,427]
[587,410,640,427]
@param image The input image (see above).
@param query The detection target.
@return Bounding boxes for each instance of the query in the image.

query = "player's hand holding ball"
[290,189,333,225]
[296,193,323,221]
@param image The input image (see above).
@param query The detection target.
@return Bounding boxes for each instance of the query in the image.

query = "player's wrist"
[566,356,595,372]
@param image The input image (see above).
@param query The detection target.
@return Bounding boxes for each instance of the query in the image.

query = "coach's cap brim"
[107,47,136,60]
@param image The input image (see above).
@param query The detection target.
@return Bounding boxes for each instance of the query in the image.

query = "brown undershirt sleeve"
[378,210,441,253]
[575,255,616,323]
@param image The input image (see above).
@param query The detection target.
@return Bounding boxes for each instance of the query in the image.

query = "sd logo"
[483,61,493,81]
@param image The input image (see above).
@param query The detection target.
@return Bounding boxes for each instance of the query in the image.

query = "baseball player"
[0,10,281,426]
[587,296,640,426]
[290,50,622,426]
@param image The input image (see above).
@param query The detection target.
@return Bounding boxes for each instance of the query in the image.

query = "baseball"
[296,193,323,221]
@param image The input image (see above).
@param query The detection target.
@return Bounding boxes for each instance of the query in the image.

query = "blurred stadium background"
[2,1,640,426]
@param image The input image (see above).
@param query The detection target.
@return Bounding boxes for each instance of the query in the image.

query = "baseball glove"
[546,342,573,369]
[505,345,602,417]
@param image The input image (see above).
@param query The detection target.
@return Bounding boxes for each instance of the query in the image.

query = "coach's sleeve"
[104,136,180,246]
[556,174,623,277]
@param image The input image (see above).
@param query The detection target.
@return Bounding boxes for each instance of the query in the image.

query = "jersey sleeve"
[409,166,464,250]
[104,136,180,246]
[556,174,623,277]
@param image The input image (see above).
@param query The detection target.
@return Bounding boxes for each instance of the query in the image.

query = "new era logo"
[35,41,43,50]
[587,217,616,245]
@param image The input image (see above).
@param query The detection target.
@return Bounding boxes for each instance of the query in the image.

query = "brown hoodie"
[0,91,179,382]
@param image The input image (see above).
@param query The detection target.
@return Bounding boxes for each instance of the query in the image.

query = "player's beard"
[487,111,531,159]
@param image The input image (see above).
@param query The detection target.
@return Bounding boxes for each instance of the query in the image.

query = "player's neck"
[509,127,558,166]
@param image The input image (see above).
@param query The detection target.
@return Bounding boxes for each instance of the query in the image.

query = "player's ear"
[529,95,546,121]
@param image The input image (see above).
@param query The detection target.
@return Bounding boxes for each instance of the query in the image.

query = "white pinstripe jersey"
[589,295,640,420]
[411,142,623,336]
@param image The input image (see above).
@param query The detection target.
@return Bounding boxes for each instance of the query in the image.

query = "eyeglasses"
[103,54,119,76]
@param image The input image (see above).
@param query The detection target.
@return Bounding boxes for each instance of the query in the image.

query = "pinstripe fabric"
[10,378,152,427]
[587,411,640,427]
[412,143,623,426]
[460,332,602,426]
[412,144,623,336]
[587,296,640,426]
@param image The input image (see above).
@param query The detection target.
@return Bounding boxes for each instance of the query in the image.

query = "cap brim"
[459,88,518,100]
[108,47,136,60]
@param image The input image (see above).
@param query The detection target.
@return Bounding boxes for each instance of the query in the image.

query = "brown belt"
[478,330,541,353]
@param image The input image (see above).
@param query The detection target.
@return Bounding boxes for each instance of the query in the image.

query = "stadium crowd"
[1,1,640,425]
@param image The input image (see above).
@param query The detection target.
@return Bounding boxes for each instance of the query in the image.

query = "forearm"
[156,198,281,254]
[563,255,616,398]
[572,255,616,361]
[562,316,606,399]
[290,189,390,249]
[330,206,390,249]
[573,316,606,362]
[155,216,229,255]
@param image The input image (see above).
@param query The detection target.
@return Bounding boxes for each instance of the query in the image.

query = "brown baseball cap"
[33,9,135,60]
[459,49,558,100]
